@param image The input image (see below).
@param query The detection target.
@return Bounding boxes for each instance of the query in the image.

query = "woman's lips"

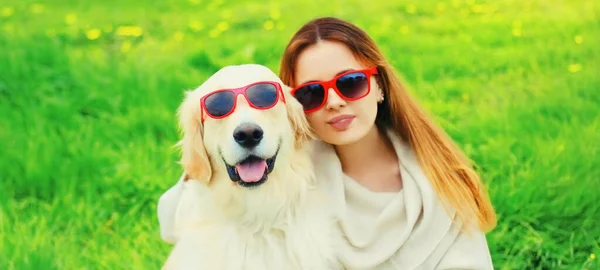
[327,114,355,131]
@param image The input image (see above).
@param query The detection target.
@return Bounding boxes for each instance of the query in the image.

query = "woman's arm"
[157,173,186,244]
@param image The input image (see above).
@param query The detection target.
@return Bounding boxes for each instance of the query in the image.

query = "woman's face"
[293,40,382,146]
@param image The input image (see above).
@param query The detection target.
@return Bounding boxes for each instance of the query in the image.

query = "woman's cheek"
[306,111,330,140]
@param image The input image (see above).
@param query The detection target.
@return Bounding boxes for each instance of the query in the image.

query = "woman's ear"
[176,90,212,184]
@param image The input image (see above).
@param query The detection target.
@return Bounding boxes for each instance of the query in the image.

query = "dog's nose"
[233,123,263,148]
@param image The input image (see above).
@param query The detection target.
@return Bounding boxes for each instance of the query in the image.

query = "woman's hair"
[279,17,497,232]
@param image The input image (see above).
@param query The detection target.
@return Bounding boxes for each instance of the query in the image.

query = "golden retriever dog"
[162,64,341,270]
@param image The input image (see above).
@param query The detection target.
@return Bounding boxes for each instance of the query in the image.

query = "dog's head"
[177,64,312,196]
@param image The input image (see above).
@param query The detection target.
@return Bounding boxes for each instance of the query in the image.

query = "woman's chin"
[320,125,372,147]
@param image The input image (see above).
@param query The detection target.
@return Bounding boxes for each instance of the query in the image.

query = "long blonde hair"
[279,17,497,232]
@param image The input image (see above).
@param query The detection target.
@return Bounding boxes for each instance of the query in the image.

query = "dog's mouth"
[225,151,278,188]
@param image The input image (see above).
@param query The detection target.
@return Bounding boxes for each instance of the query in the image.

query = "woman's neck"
[334,126,398,176]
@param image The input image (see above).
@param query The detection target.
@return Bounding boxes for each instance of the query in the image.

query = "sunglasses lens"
[293,84,325,111]
[246,83,278,108]
[336,72,369,99]
[204,91,235,117]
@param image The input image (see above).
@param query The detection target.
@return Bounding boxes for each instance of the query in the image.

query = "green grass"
[0,0,598,269]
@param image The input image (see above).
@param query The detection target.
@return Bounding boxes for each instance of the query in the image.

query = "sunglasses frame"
[200,81,286,122]
[290,66,379,113]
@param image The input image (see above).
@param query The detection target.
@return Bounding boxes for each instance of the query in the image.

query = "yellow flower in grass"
[209,29,220,38]
[472,4,484,13]
[65,13,77,25]
[209,21,229,38]
[116,26,143,37]
[216,21,229,31]
[174,31,184,42]
[30,4,44,14]
[574,35,583,44]
[436,3,446,13]
[400,25,409,35]
[264,20,274,31]
[188,20,204,32]
[590,253,596,260]
[86,28,101,40]
[461,93,470,102]
[568,64,582,73]
[121,40,132,53]
[512,20,522,37]
[270,9,281,20]
[1,7,14,17]
[512,28,522,37]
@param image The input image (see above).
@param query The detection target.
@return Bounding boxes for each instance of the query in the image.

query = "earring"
[378,94,384,103]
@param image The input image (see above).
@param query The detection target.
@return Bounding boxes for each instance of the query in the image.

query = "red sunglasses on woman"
[290,66,379,113]
[200,81,286,122]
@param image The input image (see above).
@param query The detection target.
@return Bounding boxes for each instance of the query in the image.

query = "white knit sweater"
[309,130,494,269]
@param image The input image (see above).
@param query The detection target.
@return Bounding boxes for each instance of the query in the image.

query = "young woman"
[158,17,497,269]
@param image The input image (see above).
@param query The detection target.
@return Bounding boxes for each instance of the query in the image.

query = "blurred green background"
[0,0,598,269]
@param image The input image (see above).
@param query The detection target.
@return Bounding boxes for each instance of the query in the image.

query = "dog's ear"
[176,90,212,184]
[283,86,314,149]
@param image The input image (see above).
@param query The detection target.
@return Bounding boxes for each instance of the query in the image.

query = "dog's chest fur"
[197,216,338,269]
[168,186,341,270]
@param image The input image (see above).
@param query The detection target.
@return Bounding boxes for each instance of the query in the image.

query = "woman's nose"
[324,88,346,111]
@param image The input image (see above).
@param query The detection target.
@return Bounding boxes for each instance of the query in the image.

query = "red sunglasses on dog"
[290,66,379,113]
[200,81,286,121]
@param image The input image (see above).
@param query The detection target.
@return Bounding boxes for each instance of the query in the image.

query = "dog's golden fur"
[162,64,340,270]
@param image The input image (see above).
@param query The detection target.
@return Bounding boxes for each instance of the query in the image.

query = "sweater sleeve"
[434,229,495,270]
[157,173,186,244]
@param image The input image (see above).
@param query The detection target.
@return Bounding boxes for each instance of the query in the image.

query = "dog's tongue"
[235,160,267,183]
